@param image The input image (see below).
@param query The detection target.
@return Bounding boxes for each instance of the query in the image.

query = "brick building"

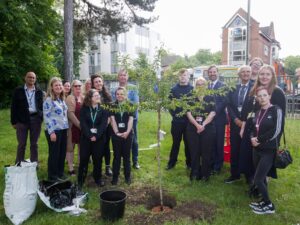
[221,8,280,66]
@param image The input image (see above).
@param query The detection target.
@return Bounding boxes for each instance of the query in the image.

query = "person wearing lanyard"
[78,89,108,189]
[225,65,252,183]
[110,87,134,185]
[249,86,282,214]
[43,77,69,181]
[11,71,43,163]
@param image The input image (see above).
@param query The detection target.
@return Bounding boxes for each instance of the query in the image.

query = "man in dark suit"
[208,65,227,174]
[225,65,252,183]
[11,71,43,163]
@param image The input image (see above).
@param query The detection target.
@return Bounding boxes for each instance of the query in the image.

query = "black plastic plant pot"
[99,190,127,221]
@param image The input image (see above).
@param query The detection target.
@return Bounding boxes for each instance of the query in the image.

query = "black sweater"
[169,83,193,123]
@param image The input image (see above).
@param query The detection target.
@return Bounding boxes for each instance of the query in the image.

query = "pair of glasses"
[74,85,81,88]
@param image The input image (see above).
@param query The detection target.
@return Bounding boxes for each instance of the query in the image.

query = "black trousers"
[253,148,276,203]
[112,134,133,180]
[229,122,241,178]
[211,123,225,171]
[45,129,67,181]
[78,136,104,187]
[103,126,111,166]
[168,121,190,167]
[186,124,215,178]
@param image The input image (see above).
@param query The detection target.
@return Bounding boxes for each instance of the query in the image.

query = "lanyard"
[255,105,271,134]
[25,89,35,106]
[118,103,124,122]
[90,107,98,127]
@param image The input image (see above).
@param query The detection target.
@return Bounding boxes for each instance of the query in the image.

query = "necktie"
[209,82,214,90]
[238,85,247,106]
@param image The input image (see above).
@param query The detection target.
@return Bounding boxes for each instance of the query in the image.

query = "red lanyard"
[255,105,271,134]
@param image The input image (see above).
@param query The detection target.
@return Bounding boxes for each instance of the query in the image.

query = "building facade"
[79,25,161,80]
[221,8,280,66]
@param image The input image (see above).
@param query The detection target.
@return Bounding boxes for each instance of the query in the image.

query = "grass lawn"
[0,109,300,225]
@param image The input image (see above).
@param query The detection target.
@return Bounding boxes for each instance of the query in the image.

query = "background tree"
[284,55,300,75]
[0,0,61,107]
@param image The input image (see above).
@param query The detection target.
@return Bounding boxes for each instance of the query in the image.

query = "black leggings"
[252,148,276,203]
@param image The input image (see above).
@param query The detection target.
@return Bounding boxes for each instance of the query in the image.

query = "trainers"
[133,162,140,169]
[224,176,240,184]
[252,202,275,214]
[249,200,264,209]
[105,166,113,176]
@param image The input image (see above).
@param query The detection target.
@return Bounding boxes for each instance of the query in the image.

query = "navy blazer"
[227,82,253,123]
[210,80,227,125]
[10,86,44,125]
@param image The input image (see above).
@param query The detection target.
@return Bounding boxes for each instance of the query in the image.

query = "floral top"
[43,97,69,134]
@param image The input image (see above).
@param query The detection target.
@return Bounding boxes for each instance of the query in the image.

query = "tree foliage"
[0,0,61,107]
[74,0,158,36]
[284,55,300,75]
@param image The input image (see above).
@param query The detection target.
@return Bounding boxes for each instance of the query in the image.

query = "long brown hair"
[90,74,112,103]
[250,65,277,96]
[83,89,101,107]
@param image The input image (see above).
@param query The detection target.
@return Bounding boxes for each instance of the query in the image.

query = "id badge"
[90,128,97,134]
[238,106,242,112]
[28,107,34,113]
[196,116,203,124]
[118,123,125,128]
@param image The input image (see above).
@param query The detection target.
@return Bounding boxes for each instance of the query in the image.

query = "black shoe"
[211,169,220,175]
[133,162,140,169]
[97,180,105,187]
[252,202,275,214]
[105,166,113,176]
[165,164,175,170]
[125,177,131,185]
[224,176,240,184]
[111,178,118,185]
[68,170,76,177]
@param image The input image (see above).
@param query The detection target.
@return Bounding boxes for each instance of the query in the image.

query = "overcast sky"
[149,0,300,58]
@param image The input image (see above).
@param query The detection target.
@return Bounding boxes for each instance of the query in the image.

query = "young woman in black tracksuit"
[110,87,134,185]
[249,86,282,214]
[78,89,108,189]
[186,77,216,181]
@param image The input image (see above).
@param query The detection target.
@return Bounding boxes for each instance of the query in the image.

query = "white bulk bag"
[3,161,38,225]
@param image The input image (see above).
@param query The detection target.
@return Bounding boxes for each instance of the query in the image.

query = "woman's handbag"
[274,132,293,169]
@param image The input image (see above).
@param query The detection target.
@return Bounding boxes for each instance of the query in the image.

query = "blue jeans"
[131,119,139,163]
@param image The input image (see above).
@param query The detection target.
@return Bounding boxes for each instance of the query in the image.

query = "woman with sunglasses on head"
[78,89,108,189]
[65,80,84,176]
[248,86,282,214]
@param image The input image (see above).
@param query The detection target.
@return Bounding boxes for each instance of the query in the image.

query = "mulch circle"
[125,186,217,225]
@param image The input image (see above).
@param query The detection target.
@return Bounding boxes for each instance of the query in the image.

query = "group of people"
[11,69,140,189]
[11,57,291,215]
[166,58,286,215]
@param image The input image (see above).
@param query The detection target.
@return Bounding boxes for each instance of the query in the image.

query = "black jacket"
[10,86,43,125]
[80,104,108,140]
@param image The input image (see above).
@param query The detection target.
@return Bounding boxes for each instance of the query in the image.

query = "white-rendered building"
[79,25,161,80]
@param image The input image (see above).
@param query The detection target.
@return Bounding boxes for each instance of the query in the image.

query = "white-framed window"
[232,50,246,62]
[264,45,269,56]
[232,27,246,41]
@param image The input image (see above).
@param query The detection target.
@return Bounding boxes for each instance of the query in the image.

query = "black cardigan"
[80,104,108,140]
[10,86,43,125]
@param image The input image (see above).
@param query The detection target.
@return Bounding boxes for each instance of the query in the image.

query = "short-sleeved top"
[111,101,134,135]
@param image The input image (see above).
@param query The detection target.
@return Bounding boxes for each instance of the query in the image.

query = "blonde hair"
[195,77,207,87]
[115,86,128,100]
[250,65,277,96]
[46,77,64,100]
